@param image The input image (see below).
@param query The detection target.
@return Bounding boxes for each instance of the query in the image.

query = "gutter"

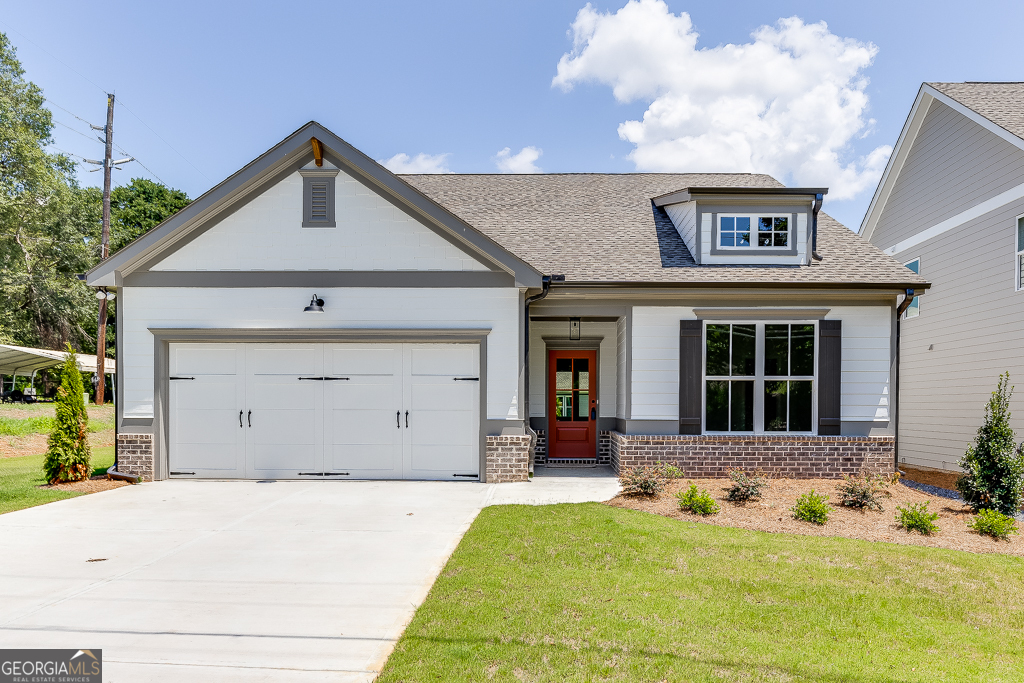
[893,288,917,470]
[106,465,140,484]
[522,274,559,475]
[811,193,824,261]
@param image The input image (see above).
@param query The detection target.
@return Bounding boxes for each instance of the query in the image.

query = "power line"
[53,120,102,144]
[0,21,108,95]
[45,99,100,130]
[116,98,212,183]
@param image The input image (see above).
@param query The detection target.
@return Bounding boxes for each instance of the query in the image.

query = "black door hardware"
[248,410,252,427]
[453,377,479,381]
[396,411,401,428]
[453,473,479,478]
[239,410,243,428]
[171,471,196,475]
[299,377,351,381]
[405,410,409,428]
[169,376,195,380]
[299,472,351,476]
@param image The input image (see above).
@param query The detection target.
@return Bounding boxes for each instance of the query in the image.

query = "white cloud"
[494,146,543,173]
[552,0,890,200]
[379,152,451,174]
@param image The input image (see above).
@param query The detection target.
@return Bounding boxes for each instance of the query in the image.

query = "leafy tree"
[957,373,1024,515]
[43,346,91,483]
[110,177,190,252]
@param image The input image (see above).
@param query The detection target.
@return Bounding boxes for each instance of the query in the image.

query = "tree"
[43,346,91,483]
[110,177,190,253]
[957,373,1024,515]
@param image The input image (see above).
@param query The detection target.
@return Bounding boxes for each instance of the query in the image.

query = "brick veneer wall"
[534,429,547,464]
[534,428,611,464]
[485,435,531,483]
[610,432,894,479]
[116,433,154,481]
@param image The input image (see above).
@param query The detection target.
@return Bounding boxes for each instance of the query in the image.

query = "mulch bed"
[607,476,1024,557]
[38,475,130,494]
[901,465,960,491]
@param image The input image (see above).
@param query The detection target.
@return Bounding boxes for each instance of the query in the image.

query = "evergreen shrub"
[42,346,91,483]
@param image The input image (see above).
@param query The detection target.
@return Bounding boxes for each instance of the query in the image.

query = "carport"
[0,344,115,399]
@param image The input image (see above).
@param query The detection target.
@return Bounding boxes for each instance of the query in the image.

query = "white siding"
[151,168,489,272]
[120,287,520,421]
[629,305,891,425]
[664,202,698,261]
[616,317,627,419]
[528,321,618,419]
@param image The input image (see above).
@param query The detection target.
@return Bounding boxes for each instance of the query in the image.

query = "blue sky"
[1,0,1020,230]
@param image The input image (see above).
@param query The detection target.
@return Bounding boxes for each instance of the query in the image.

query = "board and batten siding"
[527,320,617,419]
[119,287,521,422]
[150,165,490,272]
[871,99,1024,248]
[664,202,698,261]
[629,306,892,427]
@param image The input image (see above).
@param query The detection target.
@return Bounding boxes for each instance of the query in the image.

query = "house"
[87,122,926,483]
[862,82,1024,473]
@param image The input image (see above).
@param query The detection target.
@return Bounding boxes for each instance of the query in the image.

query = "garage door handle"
[396,411,401,428]
[405,410,409,428]
[298,377,323,381]
[239,410,243,428]
[322,377,349,381]
[453,377,479,381]
[248,410,252,427]
[170,376,195,380]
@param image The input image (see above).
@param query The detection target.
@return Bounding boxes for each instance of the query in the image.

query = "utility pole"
[95,93,114,405]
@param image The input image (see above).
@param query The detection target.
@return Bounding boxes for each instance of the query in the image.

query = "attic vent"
[300,168,339,228]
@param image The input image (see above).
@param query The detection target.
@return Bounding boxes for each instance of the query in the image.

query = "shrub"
[657,461,685,479]
[726,469,768,503]
[791,490,830,525]
[43,346,92,484]
[836,473,890,511]
[619,466,665,496]
[967,509,1019,541]
[895,502,939,535]
[676,484,720,516]
[956,373,1024,516]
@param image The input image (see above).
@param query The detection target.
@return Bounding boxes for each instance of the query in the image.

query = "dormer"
[654,187,827,266]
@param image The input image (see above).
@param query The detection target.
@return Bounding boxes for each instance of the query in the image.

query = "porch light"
[569,317,581,340]
[95,289,107,300]
[303,295,325,313]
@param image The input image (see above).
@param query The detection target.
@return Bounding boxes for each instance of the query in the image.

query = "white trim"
[717,213,792,250]
[883,182,1024,256]
[1016,214,1024,292]
[902,258,921,318]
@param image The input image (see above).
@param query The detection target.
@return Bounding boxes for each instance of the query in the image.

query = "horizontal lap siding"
[120,287,520,421]
[631,307,694,420]
[665,203,698,259]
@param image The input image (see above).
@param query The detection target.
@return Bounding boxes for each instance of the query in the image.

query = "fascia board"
[653,187,827,207]
[859,86,934,240]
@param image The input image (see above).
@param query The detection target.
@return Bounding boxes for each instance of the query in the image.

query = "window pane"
[706,324,730,376]
[791,325,815,375]
[574,358,589,389]
[758,233,773,247]
[1018,217,1024,252]
[577,391,589,419]
[789,381,813,431]
[722,216,735,230]
[736,217,750,231]
[721,232,734,247]
[731,381,754,431]
[904,258,920,275]
[774,216,788,232]
[706,380,729,431]
[738,231,750,247]
[731,324,756,376]
[758,217,773,232]
[764,380,788,431]
[765,324,789,375]
[555,393,573,421]
[773,232,788,247]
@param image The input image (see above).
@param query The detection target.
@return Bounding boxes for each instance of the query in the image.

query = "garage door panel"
[330,410,398,443]
[171,347,240,375]
[327,445,401,474]
[328,381,394,409]
[327,347,400,375]
[410,411,475,445]
[252,444,319,472]
[174,408,240,443]
[409,345,477,376]
[171,443,242,471]
[410,445,477,472]
[251,345,319,375]
[409,382,474,408]
[250,382,318,410]
[252,410,316,444]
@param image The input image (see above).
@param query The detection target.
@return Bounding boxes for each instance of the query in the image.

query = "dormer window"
[719,215,789,249]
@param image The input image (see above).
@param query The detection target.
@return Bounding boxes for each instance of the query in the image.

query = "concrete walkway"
[0,473,619,682]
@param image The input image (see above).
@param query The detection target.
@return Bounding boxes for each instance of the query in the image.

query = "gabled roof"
[403,174,926,288]
[86,122,543,288]
[860,82,1024,240]
[653,186,828,207]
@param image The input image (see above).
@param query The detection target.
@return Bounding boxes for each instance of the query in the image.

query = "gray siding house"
[87,122,925,483]
[862,82,1024,472]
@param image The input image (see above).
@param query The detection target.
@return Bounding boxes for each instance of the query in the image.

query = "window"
[554,357,589,421]
[719,215,789,248]
[301,169,338,227]
[704,322,815,433]
[1017,216,1024,291]
[903,258,920,318]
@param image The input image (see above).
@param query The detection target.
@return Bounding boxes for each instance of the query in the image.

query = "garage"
[168,342,481,480]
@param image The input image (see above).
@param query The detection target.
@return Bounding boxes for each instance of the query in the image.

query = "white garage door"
[168,343,480,480]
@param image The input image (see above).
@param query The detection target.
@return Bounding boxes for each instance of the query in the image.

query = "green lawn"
[0,446,114,515]
[379,503,1024,683]
[0,406,115,435]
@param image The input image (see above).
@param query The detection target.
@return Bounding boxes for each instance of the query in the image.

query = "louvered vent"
[310,182,329,221]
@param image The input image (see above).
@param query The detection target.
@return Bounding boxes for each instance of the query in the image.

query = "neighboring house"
[862,82,1024,473]
[87,122,925,483]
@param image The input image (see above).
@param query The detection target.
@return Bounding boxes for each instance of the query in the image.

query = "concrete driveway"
[0,473,619,682]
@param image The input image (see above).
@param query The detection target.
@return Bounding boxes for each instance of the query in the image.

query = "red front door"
[547,349,597,459]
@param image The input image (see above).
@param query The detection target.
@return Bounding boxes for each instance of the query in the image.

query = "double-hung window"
[719,215,789,248]
[704,322,816,433]
[1017,216,1024,291]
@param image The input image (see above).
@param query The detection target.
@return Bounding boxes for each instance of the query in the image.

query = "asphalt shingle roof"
[929,82,1024,142]
[399,173,927,287]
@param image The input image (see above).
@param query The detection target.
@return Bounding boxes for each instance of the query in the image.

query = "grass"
[378,503,1024,683]
[0,446,114,515]
[0,407,115,435]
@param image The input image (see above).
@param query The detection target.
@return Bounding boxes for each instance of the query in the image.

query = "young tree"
[43,346,91,483]
[957,373,1024,515]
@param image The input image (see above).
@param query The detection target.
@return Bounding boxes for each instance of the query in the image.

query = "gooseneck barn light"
[303,295,325,313]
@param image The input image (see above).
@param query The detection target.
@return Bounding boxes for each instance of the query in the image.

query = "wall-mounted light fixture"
[303,294,325,313]
[569,317,581,340]
[94,288,116,301]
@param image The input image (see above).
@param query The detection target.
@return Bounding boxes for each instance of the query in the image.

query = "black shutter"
[818,320,842,435]
[679,320,703,434]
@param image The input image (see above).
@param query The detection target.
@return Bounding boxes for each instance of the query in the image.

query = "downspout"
[894,288,916,472]
[523,275,554,475]
[811,193,824,261]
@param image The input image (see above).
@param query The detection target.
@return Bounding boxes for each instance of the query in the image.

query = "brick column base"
[610,432,894,479]
[116,433,154,481]
[485,435,531,483]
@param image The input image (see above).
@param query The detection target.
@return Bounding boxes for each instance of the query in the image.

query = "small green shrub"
[967,509,1019,541]
[656,461,685,479]
[791,490,830,525]
[895,502,939,535]
[619,466,665,496]
[956,373,1024,515]
[836,473,890,511]
[676,484,720,516]
[43,347,91,484]
[726,469,768,503]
